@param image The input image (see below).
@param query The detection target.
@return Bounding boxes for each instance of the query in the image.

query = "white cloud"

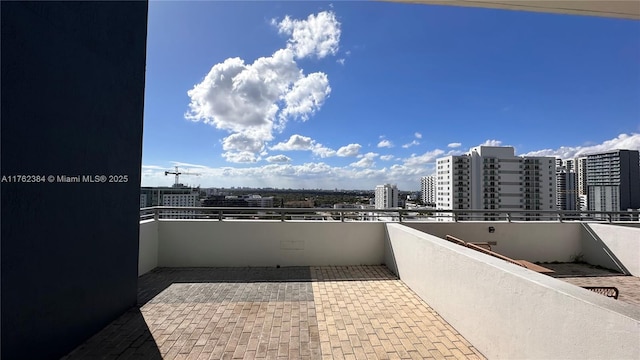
[270,134,337,158]
[377,140,393,148]
[141,165,167,170]
[143,134,640,191]
[403,149,445,166]
[337,58,345,65]
[274,11,341,59]
[142,159,435,191]
[350,152,378,168]
[312,145,337,158]
[222,151,260,163]
[402,140,420,148]
[271,134,315,151]
[447,142,462,148]
[336,143,361,157]
[480,139,503,147]
[266,155,292,163]
[522,133,640,158]
[414,132,422,139]
[187,11,340,163]
[278,72,331,127]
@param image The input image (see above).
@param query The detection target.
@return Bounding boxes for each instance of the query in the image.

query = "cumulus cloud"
[447,142,462,148]
[350,152,378,168]
[279,72,331,126]
[377,140,393,148]
[402,140,420,149]
[271,134,315,151]
[266,155,292,163]
[186,11,340,163]
[480,139,503,146]
[143,133,640,191]
[270,134,337,158]
[337,58,345,65]
[273,11,341,59]
[414,132,422,139]
[403,149,445,166]
[312,145,337,158]
[522,133,640,158]
[336,143,361,157]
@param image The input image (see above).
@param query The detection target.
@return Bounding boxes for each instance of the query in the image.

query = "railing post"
[507,212,511,223]
[341,211,344,222]
[453,211,458,222]
[399,211,403,223]
[218,210,223,221]
[281,209,285,222]
[607,212,612,223]
[153,208,159,221]
[558,212,563,223]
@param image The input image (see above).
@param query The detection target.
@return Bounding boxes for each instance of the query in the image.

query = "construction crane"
[164,166,201,187]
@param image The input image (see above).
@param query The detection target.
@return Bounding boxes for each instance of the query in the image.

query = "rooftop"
[65,208,640,359]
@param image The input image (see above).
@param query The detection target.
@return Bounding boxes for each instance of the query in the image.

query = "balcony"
[63,208,640,359]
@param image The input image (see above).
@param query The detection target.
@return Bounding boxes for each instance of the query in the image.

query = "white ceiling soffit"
[384,1,640,20]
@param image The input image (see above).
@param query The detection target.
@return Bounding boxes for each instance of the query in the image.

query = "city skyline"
[142,1,640,190]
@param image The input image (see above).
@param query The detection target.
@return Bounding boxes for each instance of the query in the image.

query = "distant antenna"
[164,166,201,187]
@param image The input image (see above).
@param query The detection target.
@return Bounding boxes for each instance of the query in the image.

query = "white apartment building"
[140,186,201,219]
[566,157,588,196]
[420,175,436,206]
[162,191,200,219]
[436,146,556,221]
[375,184,399,209]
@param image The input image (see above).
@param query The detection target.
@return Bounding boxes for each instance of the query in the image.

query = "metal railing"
[140,207,640,223]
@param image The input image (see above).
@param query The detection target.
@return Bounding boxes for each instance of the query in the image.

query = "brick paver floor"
[62,266,485,360]
[544,263,640,307]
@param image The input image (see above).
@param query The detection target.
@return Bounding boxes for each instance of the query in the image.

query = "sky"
[141,1,640,191]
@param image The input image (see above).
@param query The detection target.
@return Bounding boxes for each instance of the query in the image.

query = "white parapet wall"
[156,220,386,267]
[586,223,640,276]
[385,223,640,360]
[404,222,582,262]
[138,219,158,276]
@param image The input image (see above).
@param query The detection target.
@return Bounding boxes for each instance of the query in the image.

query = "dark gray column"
[1,2,148,358]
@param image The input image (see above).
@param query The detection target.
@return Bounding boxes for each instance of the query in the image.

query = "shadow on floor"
[137,265,398,306]
[61,308,162,360]
[542,262,624,278]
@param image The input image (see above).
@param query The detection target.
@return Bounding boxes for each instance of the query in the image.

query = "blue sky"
[141,1,640,190]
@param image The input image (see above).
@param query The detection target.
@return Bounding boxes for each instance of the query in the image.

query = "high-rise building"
[556,160,577,211]
[566,156,588,196]
[567,157,589,211]
[420,175,436,206]
[375,184,399,209]
[586,150,640,219]
[436,146,556,221]
[141,186,201,218]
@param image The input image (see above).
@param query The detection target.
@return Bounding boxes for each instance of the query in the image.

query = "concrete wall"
[139,220,159,276]
[404,222,582,262]
[157,220,386,267]
[1,2,148,359]
[586,223,640,276]
[580,223,627,273]
[385,223,640,360]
